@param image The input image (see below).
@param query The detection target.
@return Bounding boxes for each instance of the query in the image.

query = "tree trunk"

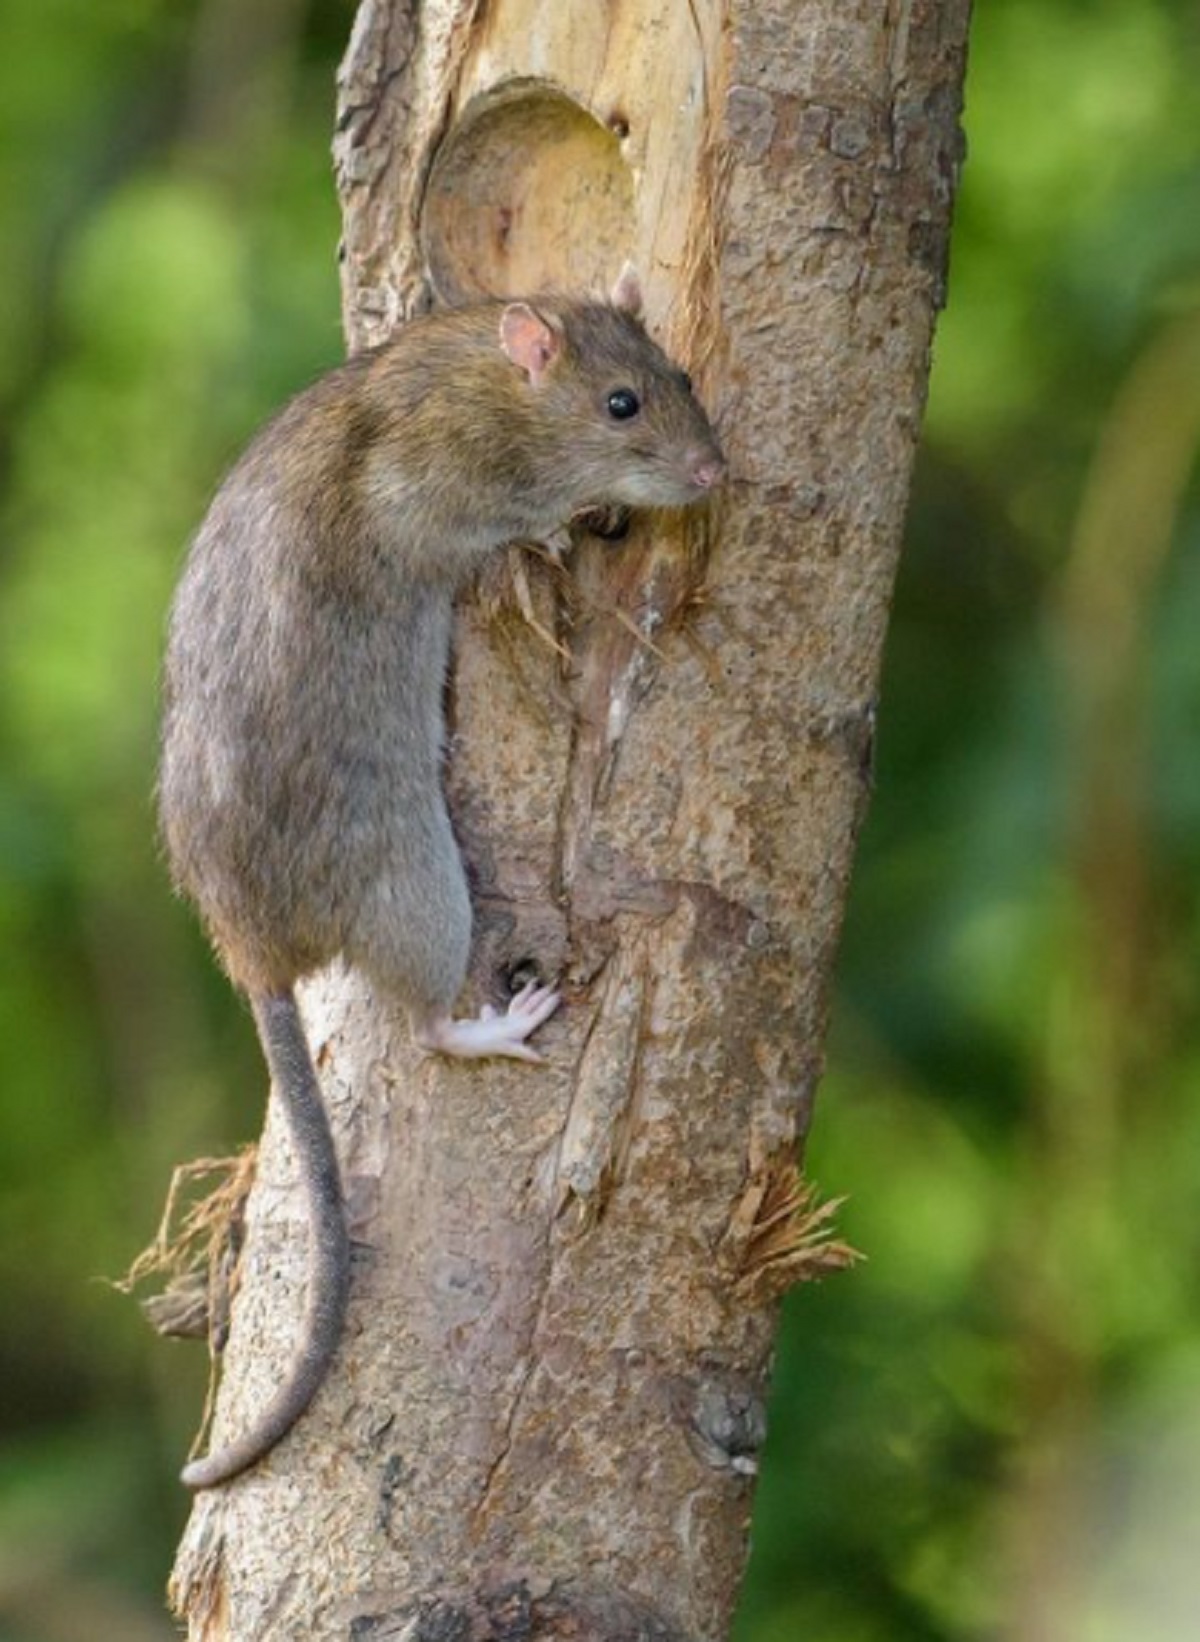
[169,1,970,1635]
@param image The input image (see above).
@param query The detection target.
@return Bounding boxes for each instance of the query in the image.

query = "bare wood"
[170,0,970,1635]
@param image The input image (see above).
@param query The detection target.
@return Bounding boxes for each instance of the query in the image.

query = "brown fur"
[160,298,721,1008]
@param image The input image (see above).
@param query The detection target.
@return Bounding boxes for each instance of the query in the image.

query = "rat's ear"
[610,262,644,316]
[499,303,562,385]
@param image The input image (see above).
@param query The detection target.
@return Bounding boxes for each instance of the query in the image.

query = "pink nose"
[689,451,726,490]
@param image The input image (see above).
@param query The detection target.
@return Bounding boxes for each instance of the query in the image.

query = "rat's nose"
[689,450,726,490]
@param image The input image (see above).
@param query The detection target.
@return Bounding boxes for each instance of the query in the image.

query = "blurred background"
[0,1,1197,1637]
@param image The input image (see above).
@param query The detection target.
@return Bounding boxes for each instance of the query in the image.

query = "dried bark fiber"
[170,1,970,1635]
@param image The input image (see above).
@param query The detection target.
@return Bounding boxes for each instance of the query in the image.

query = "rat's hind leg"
[349,816,560,1063]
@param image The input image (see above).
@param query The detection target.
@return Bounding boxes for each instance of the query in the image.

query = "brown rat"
[158,268,725,1489]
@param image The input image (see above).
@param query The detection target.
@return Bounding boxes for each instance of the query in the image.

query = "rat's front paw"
[415,980,560,1063]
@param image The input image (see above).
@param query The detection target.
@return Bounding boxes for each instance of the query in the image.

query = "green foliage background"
[1,3,1197,1637]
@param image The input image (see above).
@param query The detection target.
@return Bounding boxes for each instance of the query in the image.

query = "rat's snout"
[688,448,726,491]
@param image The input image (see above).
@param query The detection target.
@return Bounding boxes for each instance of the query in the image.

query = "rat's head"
[499,268,725,514]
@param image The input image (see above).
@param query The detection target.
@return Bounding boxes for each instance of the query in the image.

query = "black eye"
[607,387,641,420]
[680,372,693,393]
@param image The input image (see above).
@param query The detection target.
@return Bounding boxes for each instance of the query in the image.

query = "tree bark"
[169,1,970,1635]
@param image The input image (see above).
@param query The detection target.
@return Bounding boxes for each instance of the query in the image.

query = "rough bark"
[170,1,970,1636]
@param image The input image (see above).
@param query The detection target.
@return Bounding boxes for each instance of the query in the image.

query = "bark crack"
[470,1217,560,1529]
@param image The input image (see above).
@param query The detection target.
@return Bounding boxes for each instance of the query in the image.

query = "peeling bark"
[170,0,970,1635]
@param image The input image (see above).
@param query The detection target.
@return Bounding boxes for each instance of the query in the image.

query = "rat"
[157,266,725,1489]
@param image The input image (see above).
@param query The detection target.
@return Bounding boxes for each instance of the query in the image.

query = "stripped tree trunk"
[169,1,970,1635]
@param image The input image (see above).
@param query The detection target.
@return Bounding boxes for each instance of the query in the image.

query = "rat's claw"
[508,982,559,1031]
[499,1040,546,1066]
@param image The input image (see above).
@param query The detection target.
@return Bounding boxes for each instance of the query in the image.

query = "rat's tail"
[181,989,351,1490]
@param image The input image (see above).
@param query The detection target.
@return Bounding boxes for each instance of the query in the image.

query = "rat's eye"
[607,387,641,421]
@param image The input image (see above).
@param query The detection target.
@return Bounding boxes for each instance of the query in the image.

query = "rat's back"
[158,353,453,994]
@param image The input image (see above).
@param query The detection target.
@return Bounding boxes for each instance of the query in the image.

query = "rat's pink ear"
[499,303,561,385]
[610,262,644,316]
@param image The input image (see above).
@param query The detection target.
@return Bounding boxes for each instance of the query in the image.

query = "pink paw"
[415,980,560,1063]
